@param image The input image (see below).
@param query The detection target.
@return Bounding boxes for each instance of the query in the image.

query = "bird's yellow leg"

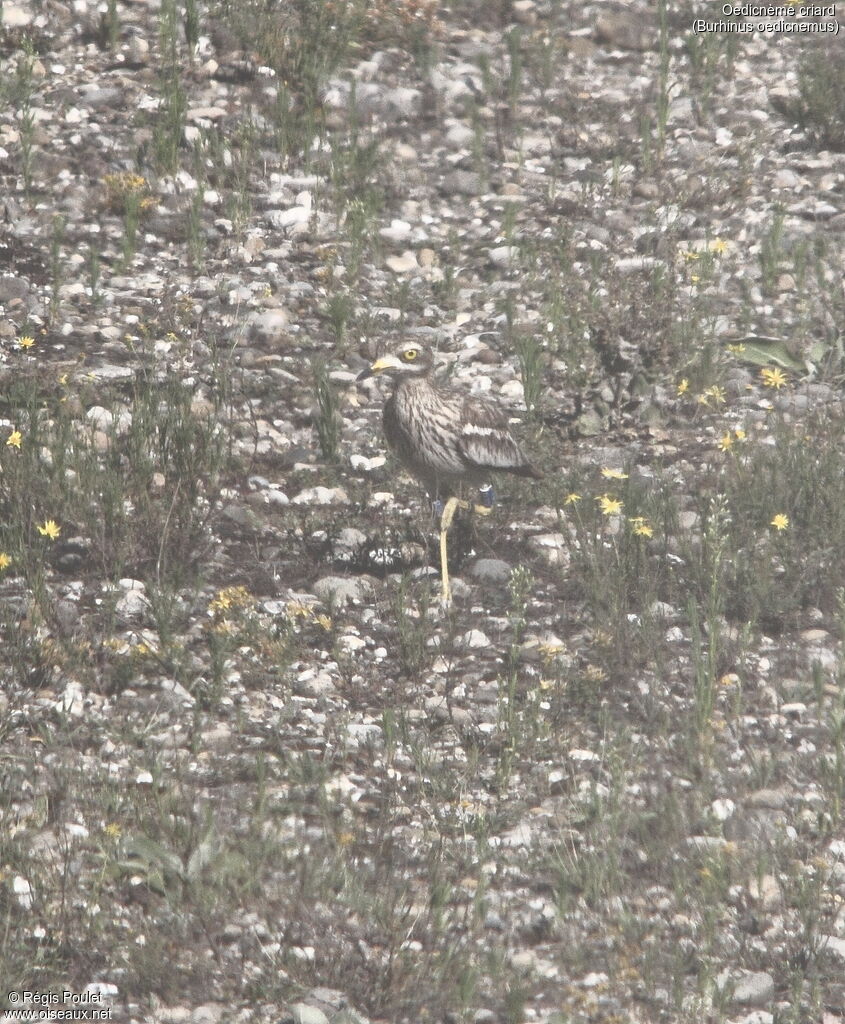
[439,496,461,604]
[439,496,493,603]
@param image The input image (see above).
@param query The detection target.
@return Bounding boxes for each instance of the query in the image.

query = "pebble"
[460,629,490,649]
[292,486,349,505]
[115,580,150,622]
[344,722,383,747]
[716,970,775,1007]
[488,246,519,267]
[385,251,419,273]
[469,558,512,583]
[248,309,290,344]
[527,533,569,568]
[290,1004,329,1024]
[312,576,373,606]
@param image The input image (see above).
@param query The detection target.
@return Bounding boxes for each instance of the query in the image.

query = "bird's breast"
[385,383,468,477]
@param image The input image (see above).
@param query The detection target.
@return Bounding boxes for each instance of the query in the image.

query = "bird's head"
[356,344,433,382]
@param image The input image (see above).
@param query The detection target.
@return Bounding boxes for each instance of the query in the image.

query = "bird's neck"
[394,373,434,397]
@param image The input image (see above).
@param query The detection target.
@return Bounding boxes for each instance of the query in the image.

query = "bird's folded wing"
[457,397,525,470]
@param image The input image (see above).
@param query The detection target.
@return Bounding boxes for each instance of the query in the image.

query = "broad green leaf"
[728,336,805,373]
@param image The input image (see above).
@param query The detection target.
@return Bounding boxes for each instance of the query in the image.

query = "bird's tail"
[513,463,544,480]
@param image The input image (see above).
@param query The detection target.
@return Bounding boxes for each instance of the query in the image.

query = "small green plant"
[793,39,845,151]
[323,288,355,347]
[87,243,101,306]
[392,577,431,678]
[101,0,120,50]
[514,330,543,420]
[685,8,739,114]
[504,26,523,111]
[102,172,154,266]
[758,206,786,293]
[152,0,188,174]
[656,0,669,160]
[187,185,205,271]
[312,357,341,462]
[183,0,201,54]
[15,43,37,194]
[223,118,257,236]
[48,214,66,322]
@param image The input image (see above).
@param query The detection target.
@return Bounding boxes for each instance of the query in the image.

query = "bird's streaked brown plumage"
[357,343,542,498]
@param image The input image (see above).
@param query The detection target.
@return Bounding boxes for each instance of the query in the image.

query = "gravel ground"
[1,2,845,1023]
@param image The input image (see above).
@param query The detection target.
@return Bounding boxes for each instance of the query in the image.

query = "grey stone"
[115,581,150,622]
[291,486,349,506]
[290,1005,329,1024]
[716,970,775,1007]
[440,170,482,196]
[0,275,30,302]
[247,309,291,345]
[488,246,519,267]
[470,558,512,584]
[312,576,374,606]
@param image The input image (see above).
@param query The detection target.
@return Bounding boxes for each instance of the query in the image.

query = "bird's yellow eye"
[402,348,418,362]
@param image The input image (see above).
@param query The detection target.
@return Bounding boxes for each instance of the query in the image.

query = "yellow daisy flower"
[6,430,22,449]
[597,494,624,516]
[761,367,788,389]
[770,514,789,531]
[37,520,61,539]
[628,517,653,538]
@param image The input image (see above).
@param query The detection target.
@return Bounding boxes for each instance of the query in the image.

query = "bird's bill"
[356,354,405,381]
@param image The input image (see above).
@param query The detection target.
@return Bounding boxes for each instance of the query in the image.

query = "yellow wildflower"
[103,823,122,839]
[677,378,690,396]
[286,599,314,620]
[601,467,628,480]
[537,640,567,662]
[699,385,726,406]
[0,552,11,570]
[564,493,582,505]
[17,335,35,349]
[682,250,700,262]
[597,494,624,516]
[727,343,746,355]
[210,585,254,613]
[37,520,61,539]
[761,367,788,389]
[6,430,22,449]
[709,238,729,255]
[718,432,734,452]
[628,517,653,538]
[770,514,789,531]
